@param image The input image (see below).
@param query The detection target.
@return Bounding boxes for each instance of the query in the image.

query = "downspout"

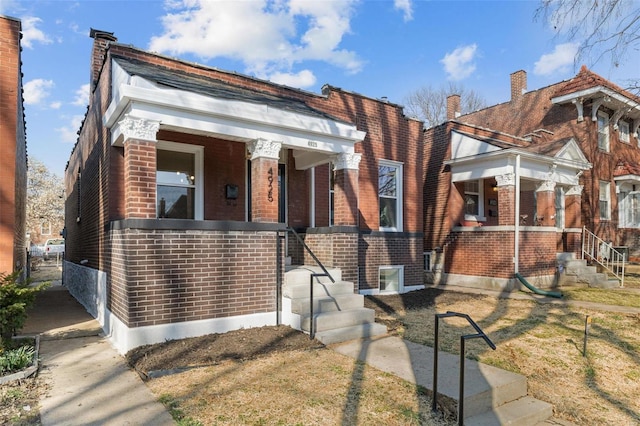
[514,154,521,275]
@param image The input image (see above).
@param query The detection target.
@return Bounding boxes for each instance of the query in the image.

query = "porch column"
[333,152,361,226]
[496,173,515,226]
[120,115,160,219]
[565,185,583,228]
[536,180,556,226]
[248,138,281,223]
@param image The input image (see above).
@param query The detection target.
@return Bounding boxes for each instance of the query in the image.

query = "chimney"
[510,70,527,102]
[89,28,117,92]
[447,94,461,120]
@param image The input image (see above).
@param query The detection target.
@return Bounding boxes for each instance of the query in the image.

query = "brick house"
[424,67,640,290]
[0,15,28,276]
[63,30,423,353]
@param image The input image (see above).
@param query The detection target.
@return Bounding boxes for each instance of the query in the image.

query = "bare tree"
[536,0,640,90]
[26,158,65,244]
[403,82,486,128]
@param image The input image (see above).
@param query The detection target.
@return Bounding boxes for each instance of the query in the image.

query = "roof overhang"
[552,85,640,123]
[445,133,591,186]
[103,59,366,170]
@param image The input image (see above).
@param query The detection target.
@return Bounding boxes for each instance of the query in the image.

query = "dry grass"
[146,349,452,426]
[369,291,640,426]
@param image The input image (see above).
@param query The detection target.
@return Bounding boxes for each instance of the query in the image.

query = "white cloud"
[148,0,363,88]
[440,44,478,81]
[269,69,316,88]
[21,16,53,49]
[72,83,90,106]
[23,79,54,105]
[533,43,579,76]
[49,101,62,109]
[56,115,84,144]
[394,0,413,22]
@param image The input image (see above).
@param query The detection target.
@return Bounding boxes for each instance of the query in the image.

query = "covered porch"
[437,131,591,290]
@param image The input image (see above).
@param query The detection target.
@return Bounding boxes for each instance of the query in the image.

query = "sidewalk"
[22,283,175,426]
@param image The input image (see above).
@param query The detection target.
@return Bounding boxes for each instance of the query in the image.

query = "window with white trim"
[379,266,404,293]
[156,141,203,220]
[597,111,610,152]
[463,179,485,220]
[599,181,611,220]
[619,120,630,143]
[618,189,640,228]
[41,221,51,236]
[378,160,403,231]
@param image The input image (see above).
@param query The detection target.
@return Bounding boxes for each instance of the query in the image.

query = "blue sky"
[0,0,637,178]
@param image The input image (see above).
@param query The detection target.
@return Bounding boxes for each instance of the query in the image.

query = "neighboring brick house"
[424,67,640,289]
[0,15,27,275]
[63,30,423,353]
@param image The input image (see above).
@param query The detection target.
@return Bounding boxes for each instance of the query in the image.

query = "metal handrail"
[432,311,496,425]
[287,228,335,339]
[581,226,625,287]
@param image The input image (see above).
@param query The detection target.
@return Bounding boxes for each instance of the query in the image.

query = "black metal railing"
[432,311,496,425]
[285,228,335,339]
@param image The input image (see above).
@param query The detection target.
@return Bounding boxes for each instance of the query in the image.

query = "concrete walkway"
[22,281,635,425]
[21,283,175,426]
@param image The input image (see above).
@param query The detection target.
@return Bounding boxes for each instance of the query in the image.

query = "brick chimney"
[89,28,117,92]
[447,94,461,120]
[510,70,527,103]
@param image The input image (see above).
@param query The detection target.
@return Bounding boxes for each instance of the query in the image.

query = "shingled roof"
[552,65,640,105]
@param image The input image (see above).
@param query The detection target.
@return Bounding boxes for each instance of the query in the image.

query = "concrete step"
[466,395,553,426]
[556,252,577,262]
[284,266,342,286]
[565,262,596,275]
[314,322,388,345]
[290,293,364,315]
[301,308,375,332]
[283,281,355,299]
[590,278,621,289]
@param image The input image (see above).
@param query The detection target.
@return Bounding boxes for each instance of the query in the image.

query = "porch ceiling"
[103,58,366,168]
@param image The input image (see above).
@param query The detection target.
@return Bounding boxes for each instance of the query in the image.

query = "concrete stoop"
[333,336,555,426]
[282,266,387,345]
[557,253,620,289]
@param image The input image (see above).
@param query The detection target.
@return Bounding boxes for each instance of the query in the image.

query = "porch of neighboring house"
[425,131,620,292]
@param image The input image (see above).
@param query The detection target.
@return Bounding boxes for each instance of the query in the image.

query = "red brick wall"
[445,229,556,278]
[109,227,278,327]
[0,17,27,273]
[124,140,156,219]
[359,234,422,291]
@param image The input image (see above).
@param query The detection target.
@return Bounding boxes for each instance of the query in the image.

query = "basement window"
[379,266,404,294]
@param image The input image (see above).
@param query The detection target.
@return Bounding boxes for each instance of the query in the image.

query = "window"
[41,221,51,236]
[597,111,609,152]
[424,252,432,271]
[555,187,565,229]
[156,141,203,220]
[619,120,630,143]
[463,180,484,220]
[378,160,403,231]
[618,189,640,228]
[599,181,611,220]
[379,266,404,293]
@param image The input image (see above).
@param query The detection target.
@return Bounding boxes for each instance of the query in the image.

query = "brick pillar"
[536,180,556,226]
[333,153,361,226]
[120,116,159,219]
[248,138,281,223]
[565,185,583,228]
[496,173,515,226]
